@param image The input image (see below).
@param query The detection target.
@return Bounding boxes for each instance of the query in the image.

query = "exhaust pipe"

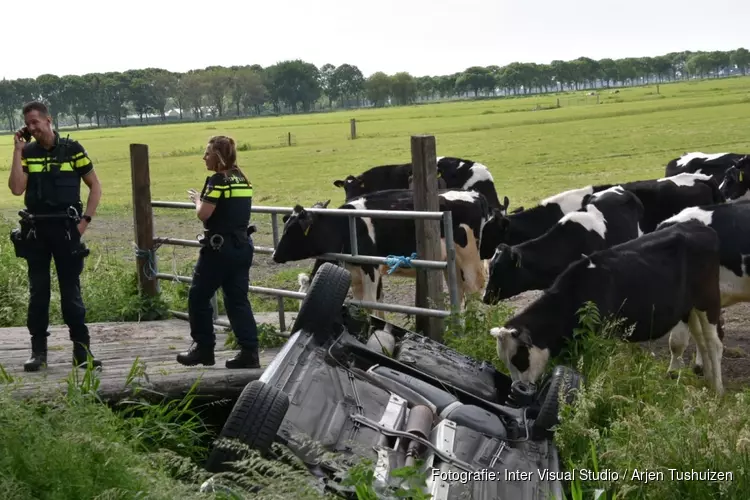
[403,405,433,468]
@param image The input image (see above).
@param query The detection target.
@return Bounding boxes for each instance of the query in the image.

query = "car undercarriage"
[202,263,582,499]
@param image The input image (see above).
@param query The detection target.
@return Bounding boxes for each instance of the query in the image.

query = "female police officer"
[176,135,260,369]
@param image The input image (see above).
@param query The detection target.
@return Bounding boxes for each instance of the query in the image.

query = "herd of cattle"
[270,152,750,396]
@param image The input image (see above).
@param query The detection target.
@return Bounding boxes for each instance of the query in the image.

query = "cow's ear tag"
[304,226,310,236]
[740,172,744,182]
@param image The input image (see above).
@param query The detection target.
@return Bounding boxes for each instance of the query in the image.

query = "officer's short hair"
[22,101,50,117]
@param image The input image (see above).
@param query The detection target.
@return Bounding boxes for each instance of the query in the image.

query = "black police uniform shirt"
[21,131,94,214]
[200,168,253,234]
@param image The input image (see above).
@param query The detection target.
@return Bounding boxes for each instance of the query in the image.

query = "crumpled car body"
[203,263,582,500]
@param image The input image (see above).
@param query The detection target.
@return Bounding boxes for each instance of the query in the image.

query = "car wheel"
[204,380,290,473]
[292,262,352,334]
[532,365,583,433]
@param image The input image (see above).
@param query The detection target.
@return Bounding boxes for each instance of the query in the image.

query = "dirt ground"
[8,208,750,391]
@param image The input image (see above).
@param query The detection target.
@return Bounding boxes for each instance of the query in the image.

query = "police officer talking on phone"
[8,101,103,372]
[176,135,261,369]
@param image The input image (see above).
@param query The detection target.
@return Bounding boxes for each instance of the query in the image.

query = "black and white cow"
[478,185,602,260]
[302,157,506,295]
[656,199,750,375]
[479,172,724,259]
[332,156,505,211]
[665,151,748,183]
[408,157,504,212]
[274,188,493,316]
[489,220,725,395]
[717,155,750,201]
[483,186,644,303]
[615,172,725,233]
[333,162,423,198]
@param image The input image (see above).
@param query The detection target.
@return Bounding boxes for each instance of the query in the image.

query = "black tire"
[532,365,583,433]
[204,380,290,473]
[292,262,352,334]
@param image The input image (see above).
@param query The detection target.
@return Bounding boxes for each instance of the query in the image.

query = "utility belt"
[9,204,89,260]
[198,224,256,251]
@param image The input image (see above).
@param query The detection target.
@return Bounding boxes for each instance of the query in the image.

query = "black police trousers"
[25,222,89,351]
[188,234,258,350]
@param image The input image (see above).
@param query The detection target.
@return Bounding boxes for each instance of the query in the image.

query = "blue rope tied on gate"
[385,252,418,274]
[133,241,163,280]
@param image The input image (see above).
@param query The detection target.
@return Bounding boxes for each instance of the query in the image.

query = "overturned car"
[203,263,583,499]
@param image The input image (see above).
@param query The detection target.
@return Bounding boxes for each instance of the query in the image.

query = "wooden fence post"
[411,135,445,342]
[130,143,159,297]
[350,118,357,139]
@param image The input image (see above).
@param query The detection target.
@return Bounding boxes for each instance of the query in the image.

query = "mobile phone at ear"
[19,127,31,142]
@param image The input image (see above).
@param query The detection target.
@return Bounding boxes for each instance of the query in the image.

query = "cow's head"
[333,175,369,200]
[489,326,549,385]
[482,244,529,304]
[272,200,332,263]
[479,208,511,260]
[719,156,750,202]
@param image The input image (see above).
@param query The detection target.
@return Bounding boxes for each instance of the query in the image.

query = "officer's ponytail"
[209,135,249,181]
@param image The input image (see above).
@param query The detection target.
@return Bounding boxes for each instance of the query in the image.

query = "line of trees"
[1,47,748,131]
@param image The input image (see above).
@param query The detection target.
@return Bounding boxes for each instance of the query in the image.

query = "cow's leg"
[297,273,311,311]
[693,343,703,376]
[297,273,311,294]
[687,309,723,395]
[347,264,384,319]
[362,267,385,319]
[686,310,710,381]
[298,259,335,307]
[454,224,485,304]
[693,309,725,375]
[441,238,468,307]
[667,317,690,377]
[695,309,724,395]
[347,263,364,303]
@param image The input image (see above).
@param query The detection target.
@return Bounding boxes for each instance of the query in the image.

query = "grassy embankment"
[0,77,749,498]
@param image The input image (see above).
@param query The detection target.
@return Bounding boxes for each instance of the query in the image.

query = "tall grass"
[552,302,750,499]
[0,363,206,499]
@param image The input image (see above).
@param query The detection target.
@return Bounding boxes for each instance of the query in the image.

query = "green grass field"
[2,77,750,214]
[1,77,750,499]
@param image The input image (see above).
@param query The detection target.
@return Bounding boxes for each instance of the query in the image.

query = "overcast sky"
[3,0,747,80]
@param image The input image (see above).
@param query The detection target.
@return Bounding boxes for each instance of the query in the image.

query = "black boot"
[225,347,260,369]
[73,342,102,369]
[24,352,47,372]
[24,336,48,372]
[176,344,215,366]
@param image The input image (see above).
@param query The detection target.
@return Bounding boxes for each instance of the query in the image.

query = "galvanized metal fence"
[148,201,461,331]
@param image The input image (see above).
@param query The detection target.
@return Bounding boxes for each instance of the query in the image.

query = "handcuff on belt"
[197,233,225,250]
[198,225,256,251]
